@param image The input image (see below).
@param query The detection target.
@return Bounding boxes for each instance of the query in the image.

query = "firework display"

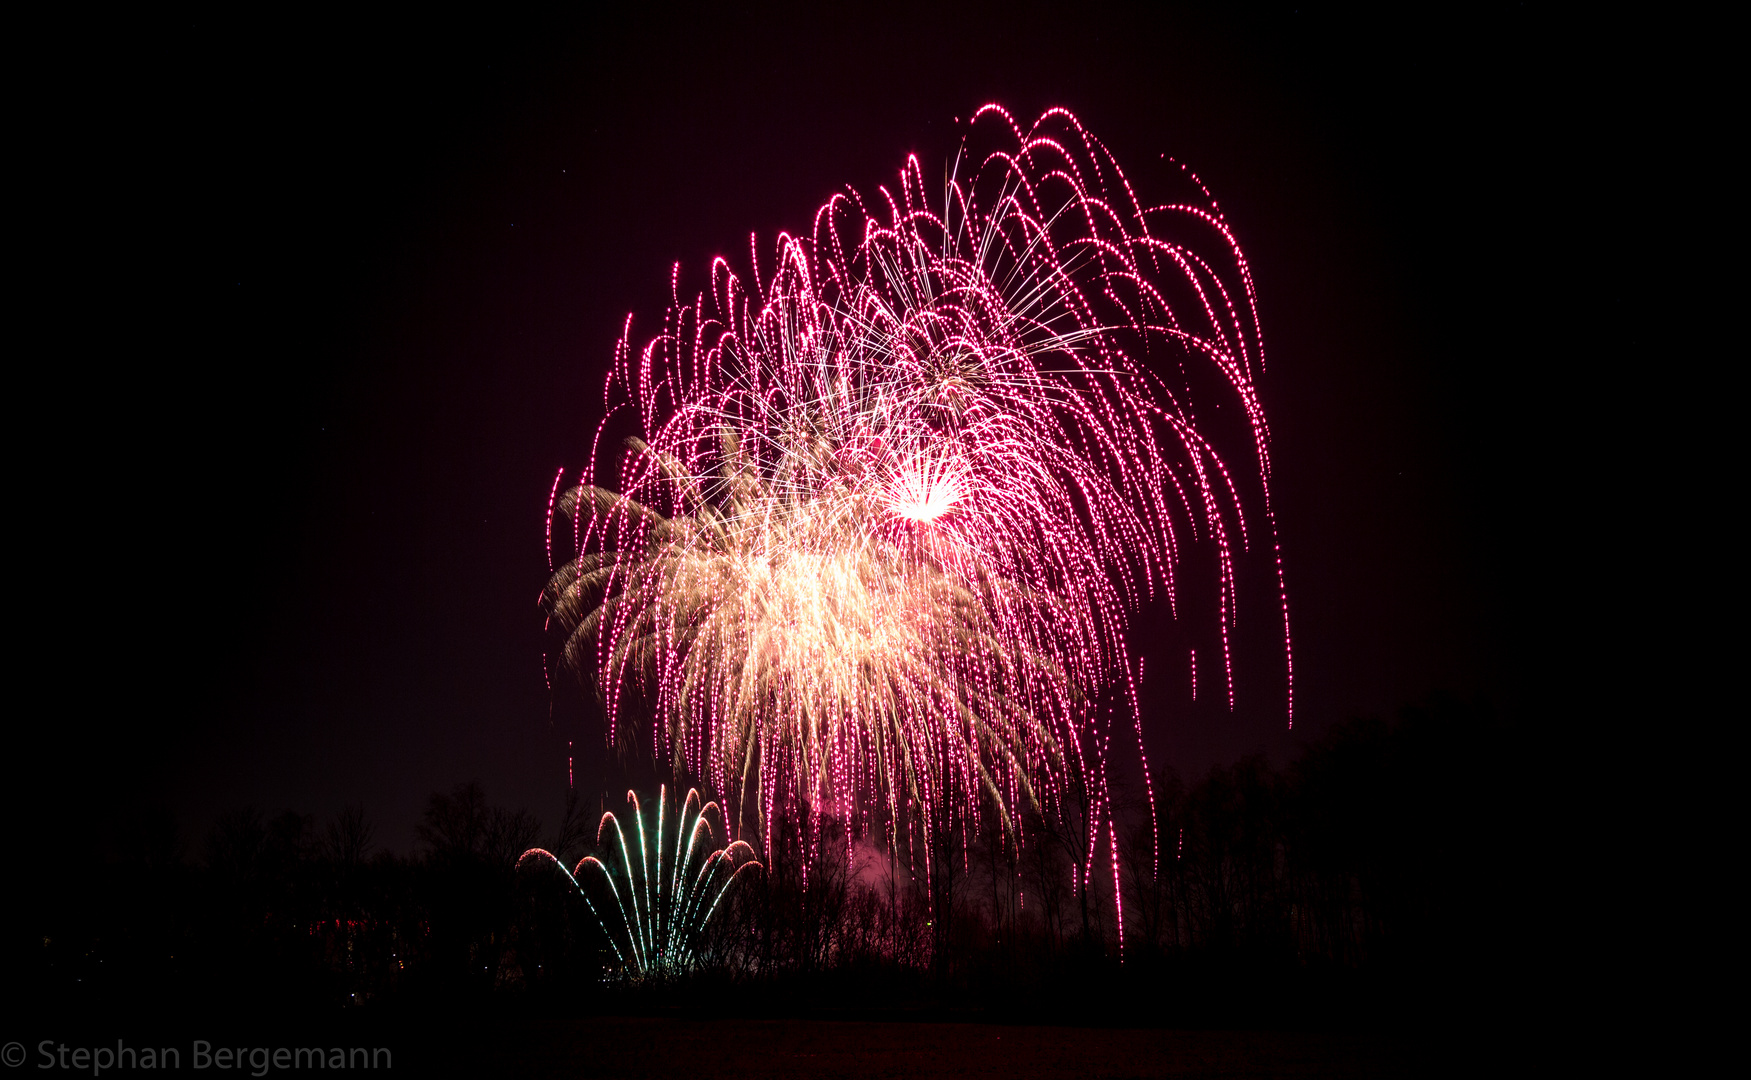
[518,787,760,978]
[543,106,1290,893]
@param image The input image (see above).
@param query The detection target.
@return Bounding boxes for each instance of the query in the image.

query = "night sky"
[25,5,1619,862]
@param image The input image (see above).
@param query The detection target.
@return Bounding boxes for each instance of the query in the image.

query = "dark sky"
[26,4,1622,859]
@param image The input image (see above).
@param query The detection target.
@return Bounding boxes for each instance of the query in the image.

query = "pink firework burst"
[543,106,1291,916]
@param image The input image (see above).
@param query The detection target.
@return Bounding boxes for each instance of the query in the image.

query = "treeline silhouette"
[16,697,1528,1025]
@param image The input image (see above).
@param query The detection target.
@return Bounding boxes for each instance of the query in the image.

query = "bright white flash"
[886,459,966,523]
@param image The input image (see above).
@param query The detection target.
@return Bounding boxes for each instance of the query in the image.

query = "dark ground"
[15,1010,1507,1078]
[485,1018,1417,1078]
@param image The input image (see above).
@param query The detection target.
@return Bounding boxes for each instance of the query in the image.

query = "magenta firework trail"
[543,106,1291,923]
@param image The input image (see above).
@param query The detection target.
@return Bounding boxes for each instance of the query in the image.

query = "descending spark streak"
[518,786,760,979]
[545,467,566,572]
[542,106,1291,919]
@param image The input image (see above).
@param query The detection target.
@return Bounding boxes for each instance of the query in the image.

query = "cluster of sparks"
[543,106,1290,920]
[519,787,759,979]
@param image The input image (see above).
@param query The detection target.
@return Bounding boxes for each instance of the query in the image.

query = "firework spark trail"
[543,106,1291,923]
[518,786,760,979]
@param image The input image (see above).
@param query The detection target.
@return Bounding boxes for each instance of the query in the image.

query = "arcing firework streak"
[543,107,1290,902]
[519,786,759,979]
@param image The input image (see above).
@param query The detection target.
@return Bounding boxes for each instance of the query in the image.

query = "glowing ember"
[542,107,1292,925]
